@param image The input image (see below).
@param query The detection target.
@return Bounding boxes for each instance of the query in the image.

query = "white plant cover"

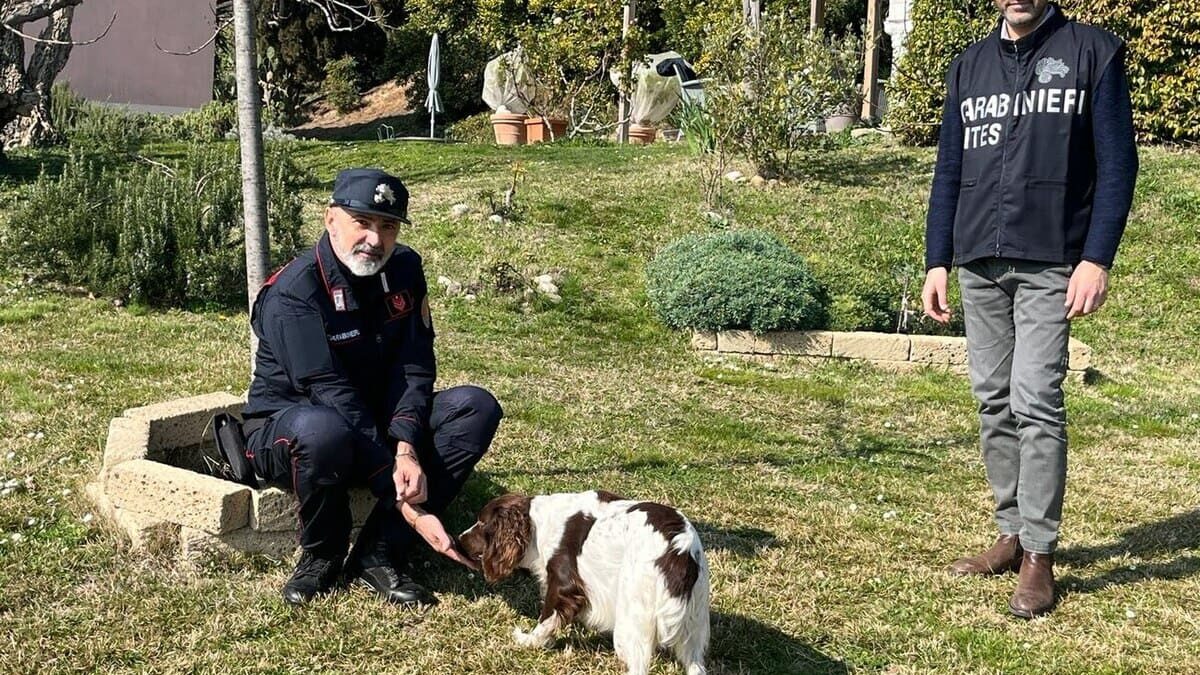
[482,49,534,114]
[624,51,686,125]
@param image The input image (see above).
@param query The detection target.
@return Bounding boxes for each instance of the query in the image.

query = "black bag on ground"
[212,412,259,489]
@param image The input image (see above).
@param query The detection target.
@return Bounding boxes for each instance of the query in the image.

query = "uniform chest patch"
[1036,57,1069,84]
[385,290,414,319]
[328,328,361,344]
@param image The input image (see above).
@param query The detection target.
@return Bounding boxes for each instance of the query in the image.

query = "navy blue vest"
[948,6,1123,266]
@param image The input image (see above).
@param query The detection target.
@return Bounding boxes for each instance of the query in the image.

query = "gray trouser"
[959,259,1072,554]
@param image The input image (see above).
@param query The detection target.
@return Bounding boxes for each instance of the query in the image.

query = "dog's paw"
[512,626,548,649]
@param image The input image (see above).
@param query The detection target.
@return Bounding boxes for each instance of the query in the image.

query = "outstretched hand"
[399,502,479,571]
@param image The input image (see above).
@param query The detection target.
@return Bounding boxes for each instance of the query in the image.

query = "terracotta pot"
[491,113,527,145]
[525,116,569,143]
[628,123,657,145]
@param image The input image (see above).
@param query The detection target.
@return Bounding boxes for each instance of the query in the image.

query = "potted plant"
[524,114,569,144]
[823,33,865,133]
[482,50,535,145]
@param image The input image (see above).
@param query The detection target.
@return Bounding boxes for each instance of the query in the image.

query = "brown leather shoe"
[1008,551,1056,619]
[949,534,1023,576]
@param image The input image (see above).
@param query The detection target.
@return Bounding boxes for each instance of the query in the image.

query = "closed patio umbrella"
[425,32,443,138]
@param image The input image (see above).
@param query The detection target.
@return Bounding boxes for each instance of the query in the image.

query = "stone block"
[107,459,250,534]
[250,487,298,532]
[180,526,298,563]
[87,480,180,553]
[717,330,760,354]
[831,332,911,361]
[1068,337,1092,371]
[102,416,152,469]
[124,391,245,453]
[909,335,968,365]
[759,331,834,357]
[690,331,718,351]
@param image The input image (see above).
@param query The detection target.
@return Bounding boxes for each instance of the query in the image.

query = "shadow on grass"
[797,147,927,189]
[711,612,847,675]
[695,524,781,558]
[0,151,69,187]
[445,575,847,675]
[1057,508,1200,594]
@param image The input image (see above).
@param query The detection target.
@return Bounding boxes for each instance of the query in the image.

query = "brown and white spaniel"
[459,490,710,675]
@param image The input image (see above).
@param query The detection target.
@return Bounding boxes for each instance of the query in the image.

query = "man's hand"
[398,502,479,570]
[393,441,427,505]
[1066,261,1109,319]
[922,267,953,324]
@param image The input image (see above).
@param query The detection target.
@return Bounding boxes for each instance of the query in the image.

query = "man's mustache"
[353,244,383,257]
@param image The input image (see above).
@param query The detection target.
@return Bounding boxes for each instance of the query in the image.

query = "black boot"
[282,551,343,606]
[344,548,437,608]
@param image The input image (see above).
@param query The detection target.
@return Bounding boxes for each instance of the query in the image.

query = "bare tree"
[1,0,84,157]
[231,0,384,369]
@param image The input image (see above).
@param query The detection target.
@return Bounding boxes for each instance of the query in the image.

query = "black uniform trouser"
[247,385,503,564]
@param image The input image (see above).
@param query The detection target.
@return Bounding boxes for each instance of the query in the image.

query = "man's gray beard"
[339,251,386,277]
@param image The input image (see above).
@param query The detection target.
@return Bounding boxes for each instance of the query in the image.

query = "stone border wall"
[692,330,1093,379]
[87,392,374,564]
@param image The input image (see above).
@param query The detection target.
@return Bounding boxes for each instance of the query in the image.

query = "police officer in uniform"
[922,1,1137,618]
[243,168,502,607]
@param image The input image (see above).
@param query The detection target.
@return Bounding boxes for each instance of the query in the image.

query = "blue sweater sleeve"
[1083,49,1138,268]
[925,64,963,271]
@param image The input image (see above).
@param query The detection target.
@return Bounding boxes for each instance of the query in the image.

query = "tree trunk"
[233,0,269,370]
[0,0,83,159]
[5,6,75,148]
[0,28,33,161]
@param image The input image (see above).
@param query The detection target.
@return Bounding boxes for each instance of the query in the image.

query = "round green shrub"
[645,229,828,333]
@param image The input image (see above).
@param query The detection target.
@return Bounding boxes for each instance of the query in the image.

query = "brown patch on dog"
[542,511,595,623]
[628,502,700,600]
[461,494,532,583]
[595,490,626,503]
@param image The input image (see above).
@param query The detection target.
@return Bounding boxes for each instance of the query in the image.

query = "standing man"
[921,1,1137,618]
[243,168,503,607]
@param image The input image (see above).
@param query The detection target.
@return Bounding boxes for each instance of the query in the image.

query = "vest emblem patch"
[1036,57,1069,84]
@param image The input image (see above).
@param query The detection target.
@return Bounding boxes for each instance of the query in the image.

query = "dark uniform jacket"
[925,4,1136,270]
[244,233,435,449]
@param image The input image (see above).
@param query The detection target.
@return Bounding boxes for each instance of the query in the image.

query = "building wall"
[30,0,216,112]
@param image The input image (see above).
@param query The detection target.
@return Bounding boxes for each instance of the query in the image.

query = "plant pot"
[525,116,568,143]
[628,123,657,145]
[491,113,527,145]
[824,112,860,133]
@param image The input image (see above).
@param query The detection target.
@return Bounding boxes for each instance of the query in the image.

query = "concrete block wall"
[90,391,380,564]
[694,330,1093,378]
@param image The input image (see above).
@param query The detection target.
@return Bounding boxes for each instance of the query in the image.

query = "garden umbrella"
[425,33,443,138]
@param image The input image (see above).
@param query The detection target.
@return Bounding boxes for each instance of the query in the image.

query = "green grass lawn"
[1,138,1199,673]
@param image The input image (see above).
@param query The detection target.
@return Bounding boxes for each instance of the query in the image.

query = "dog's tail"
[656,521,709,673]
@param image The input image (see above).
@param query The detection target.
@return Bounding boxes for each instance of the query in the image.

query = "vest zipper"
[995,40,1023,258]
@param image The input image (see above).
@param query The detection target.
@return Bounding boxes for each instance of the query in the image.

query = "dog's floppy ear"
[482,496,532,583]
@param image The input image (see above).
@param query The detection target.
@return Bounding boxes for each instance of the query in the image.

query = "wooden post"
[616,1,637,144]
[861,0,884,121]
[810,0,825,34]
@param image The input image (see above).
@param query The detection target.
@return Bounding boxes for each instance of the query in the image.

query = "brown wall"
[30,0,216,111]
